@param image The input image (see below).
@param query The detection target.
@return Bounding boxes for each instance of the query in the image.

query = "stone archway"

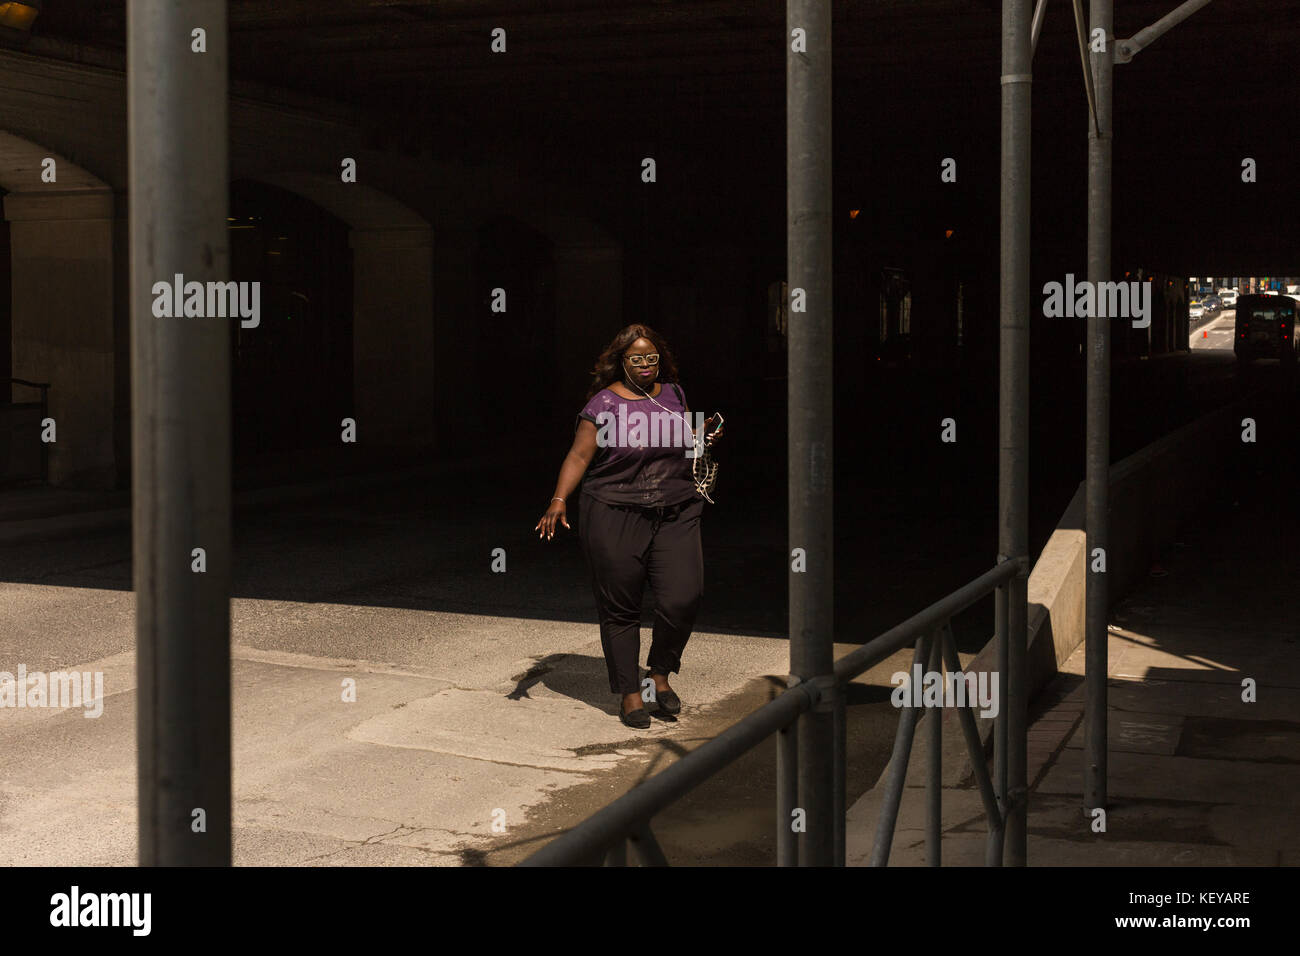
[227,180,355,462]
[251,172,434,448]
[0,130,116,487]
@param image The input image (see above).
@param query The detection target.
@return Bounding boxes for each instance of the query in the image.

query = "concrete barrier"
[939,396,1253,781]
[855,396,1255,796]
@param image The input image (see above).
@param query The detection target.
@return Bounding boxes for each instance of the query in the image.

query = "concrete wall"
[5,190,116,488]
[349,228,435,446]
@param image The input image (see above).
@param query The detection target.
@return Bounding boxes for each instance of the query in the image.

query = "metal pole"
[787,0,834,868]
[994,581,1008,815]
[832,686,846,866]
[925,631,942,866]
[129,0,232,865]
[1084,0,1113,817]
[777,719,798,866]
[998,0,1033,867]
[993,578,1009,864]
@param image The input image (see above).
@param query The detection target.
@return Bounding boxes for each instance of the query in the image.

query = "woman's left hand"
[703,415,724,447]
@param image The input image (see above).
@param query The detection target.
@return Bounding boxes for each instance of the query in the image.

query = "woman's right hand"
[536,500,570,541]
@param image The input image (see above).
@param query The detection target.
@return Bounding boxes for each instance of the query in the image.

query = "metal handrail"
[520,559,1023,867]
[8,378,51,391]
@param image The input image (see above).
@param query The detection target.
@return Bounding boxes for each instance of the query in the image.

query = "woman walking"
[536,324,722,728]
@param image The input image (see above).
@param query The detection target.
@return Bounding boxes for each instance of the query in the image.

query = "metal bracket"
[1112,37,1139,64]
[806,676,837,712]
[997,553,1031,576]
[792,674,837,713]
[1004,785,1030,814]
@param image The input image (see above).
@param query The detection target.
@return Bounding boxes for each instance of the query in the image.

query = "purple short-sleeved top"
[576,384,699,507]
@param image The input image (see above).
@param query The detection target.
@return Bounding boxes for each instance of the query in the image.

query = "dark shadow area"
[228,179,354,464]
[0,355,1290,660]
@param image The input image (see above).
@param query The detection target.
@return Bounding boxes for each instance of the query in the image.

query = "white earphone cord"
[629,373,720,503]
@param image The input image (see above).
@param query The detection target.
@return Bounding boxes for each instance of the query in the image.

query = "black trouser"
[578,493,705,695]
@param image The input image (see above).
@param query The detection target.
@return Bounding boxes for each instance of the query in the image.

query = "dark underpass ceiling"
[15,1,1300,273]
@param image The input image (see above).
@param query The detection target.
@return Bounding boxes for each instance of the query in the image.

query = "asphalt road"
[1190,308,1236,350]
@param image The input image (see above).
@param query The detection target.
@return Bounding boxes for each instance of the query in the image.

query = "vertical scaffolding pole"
[776,720,799,866]
[925,631,943,866]
[992,579,1008,864]
[787,0,834,868]
[129,0,232,865]
[998,0,1032,866]
[1084,0,1113,816]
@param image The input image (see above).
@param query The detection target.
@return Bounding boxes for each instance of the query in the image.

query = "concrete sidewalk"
[0,589,791,865]
[0,446,798,865]
[847,492,1300,866]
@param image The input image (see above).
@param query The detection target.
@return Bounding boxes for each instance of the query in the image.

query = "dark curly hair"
[585,324,680,400]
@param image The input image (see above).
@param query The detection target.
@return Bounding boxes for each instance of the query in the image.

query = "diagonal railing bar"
[868,631,933,867]
[939,622,1006,865]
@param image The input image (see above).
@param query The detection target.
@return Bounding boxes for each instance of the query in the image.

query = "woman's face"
[622,336,660,389]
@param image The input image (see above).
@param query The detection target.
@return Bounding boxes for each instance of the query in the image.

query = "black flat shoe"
[656,688,682,715]
[620,702,651,729]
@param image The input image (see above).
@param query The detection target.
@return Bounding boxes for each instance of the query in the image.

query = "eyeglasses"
[625,353,660,367]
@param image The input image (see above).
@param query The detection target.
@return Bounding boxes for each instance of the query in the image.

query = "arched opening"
[228,179,353,465]
[474,216,557,437]
[0,131,115,487]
